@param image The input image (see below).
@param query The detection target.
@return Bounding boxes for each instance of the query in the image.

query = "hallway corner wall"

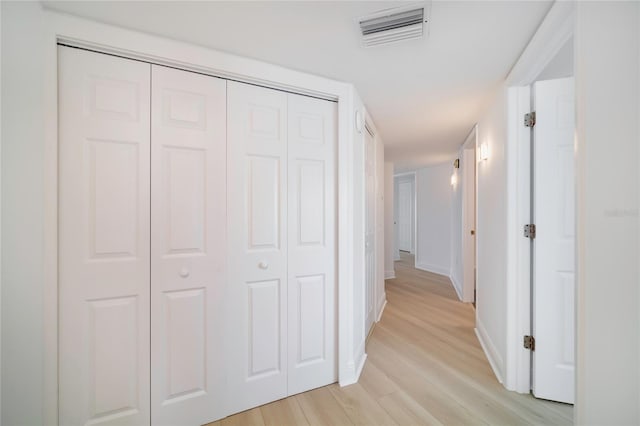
[415,163,453,277]
[475,87,509,384]
[1,2,47,424]
[575,2,640,423]
[450,150,464,300]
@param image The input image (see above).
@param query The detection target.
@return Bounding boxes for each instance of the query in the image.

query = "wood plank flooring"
[208,253,573,425]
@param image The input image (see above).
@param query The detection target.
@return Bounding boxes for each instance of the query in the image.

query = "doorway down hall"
[211,252,573,425]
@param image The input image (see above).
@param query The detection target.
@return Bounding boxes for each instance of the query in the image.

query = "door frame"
[364,113,388,325]
[41,10,362,424]
[502,1,575,393]
[394,172,417,261]
[461,126,478,303]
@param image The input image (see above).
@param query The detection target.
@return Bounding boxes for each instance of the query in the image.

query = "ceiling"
[43,1,552,171]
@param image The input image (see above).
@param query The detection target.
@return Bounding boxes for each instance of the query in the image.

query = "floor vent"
[358,5,426,48]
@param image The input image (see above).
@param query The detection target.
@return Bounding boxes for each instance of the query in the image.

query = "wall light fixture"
[479,143,489,161]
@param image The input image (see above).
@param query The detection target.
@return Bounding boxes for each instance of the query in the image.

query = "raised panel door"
[287,94,337,395]
[227,81,288,414]
[532,77,576,404]
[150,65,227,425]
[58,46,151,426]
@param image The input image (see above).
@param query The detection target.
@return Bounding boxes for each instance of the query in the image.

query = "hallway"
[212,252,573,425]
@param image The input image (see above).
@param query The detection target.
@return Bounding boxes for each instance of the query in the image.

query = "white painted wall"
[575,2,639,423]
[450,157,463,299]
[1,2,47,425]
[351,92,367,380]
[415,163,453,277]
[384,162,395,279]
[0,1,3,418]
[475,87,509,383]
[536,36,573,81]
[375,134,386,318]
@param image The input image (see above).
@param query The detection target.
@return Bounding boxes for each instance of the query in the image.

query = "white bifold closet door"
[227,81,337,414]
[287,94,337,395]
[150,65,227,425]
[59,47,151,425]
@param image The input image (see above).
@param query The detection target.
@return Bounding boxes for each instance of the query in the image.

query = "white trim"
[461,124,478,150]
[502,0,575,395]
[0,2,3,417]
[384,270,396,280]
[450,274,464,302]
[394,172,417,259]
[343,338,367,386]
[415,262,450,277]
[505,86,532,393]
[376,298,387,322]
[341,353,368,387]
[42,10,361,423]
[506,1,575,86]
[460,125,477,304]
[475,321,505,384]
[355,353,368,383]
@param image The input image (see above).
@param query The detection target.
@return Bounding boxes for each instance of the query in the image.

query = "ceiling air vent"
[359,5,426,48]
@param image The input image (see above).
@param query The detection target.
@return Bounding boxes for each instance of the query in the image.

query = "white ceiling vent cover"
[359,5,426,48]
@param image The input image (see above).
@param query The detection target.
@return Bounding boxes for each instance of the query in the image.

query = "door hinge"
[524,335,535,351]
[524,224,536,239]
[524,111,536,127]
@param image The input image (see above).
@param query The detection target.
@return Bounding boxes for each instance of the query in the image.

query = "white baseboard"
[376,297,387,322]
[450,274,464,302]
[415,262,450,277]
[475,320,505,384]
[354,352,367,383]
[340,351,367,387]
[384,270,395,279]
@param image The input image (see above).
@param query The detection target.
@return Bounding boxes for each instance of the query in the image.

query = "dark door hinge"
[524,111,536,127]
[524,224,536,239]
[524,335,535,351]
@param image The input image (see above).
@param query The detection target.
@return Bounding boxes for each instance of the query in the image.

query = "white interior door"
[397,179,413,252]
[365,128,376,336]
[58,46,151,425]
[227,81,288,414]
[532,77,575,404]
[287,94,337,395]
[150,65,227,425]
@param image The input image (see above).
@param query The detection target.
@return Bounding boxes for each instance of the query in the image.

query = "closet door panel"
[227,81,288,414]
[58,46,151,426]
[151,65,227,425]
[287,94,337,395]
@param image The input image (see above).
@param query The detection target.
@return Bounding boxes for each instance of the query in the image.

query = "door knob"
[258,261,269,270]
[179,268,190,278]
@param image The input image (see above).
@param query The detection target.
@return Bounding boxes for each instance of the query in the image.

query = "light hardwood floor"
[208,252,573,425]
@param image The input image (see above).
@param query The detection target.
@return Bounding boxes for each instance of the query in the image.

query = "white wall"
[351,92,367,380]
[575,2,639,423]
[450,157,463,299]
[375,135,386,317]
[536,36,574,81]
[1,2,47,425]
[384,162,395,279]
[0,1,3,418]
[475,87,509,383]
[415,163,452,277]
